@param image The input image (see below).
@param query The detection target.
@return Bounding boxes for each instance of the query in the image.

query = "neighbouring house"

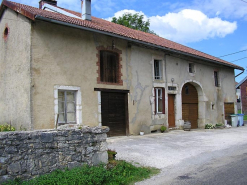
[236,76,247,114]
[0,0,244,136]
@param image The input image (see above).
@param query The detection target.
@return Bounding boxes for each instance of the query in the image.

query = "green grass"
[3,160,159,185]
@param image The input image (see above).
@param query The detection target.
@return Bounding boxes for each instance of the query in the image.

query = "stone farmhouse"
[0,0,244,136]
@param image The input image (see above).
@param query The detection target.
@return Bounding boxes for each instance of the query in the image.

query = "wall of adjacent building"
[240,81,247,114]
[0,9,32,130]
[31,20,236,134]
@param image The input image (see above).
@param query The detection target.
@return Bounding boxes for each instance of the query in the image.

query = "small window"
[58,90,76,124]
[155,88,165,114]
[100,51,119,83]
[212,103,215,110]
[189,63,195,73]
[4,27,8,36]
[3,27,9,40]
[168,86,176,91]
[214,71,219,87]
[154,60,162,80]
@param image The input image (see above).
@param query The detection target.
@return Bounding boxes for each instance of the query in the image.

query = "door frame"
[94,88,129,136]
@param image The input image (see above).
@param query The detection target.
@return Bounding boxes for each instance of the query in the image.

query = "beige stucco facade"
[0,9,32,130]
[0,8,237,134]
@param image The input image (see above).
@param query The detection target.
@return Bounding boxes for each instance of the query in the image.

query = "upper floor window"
[189,63,195,73]
[100,51,119,83]
[214,71,220,87]
[154,60,162,80]
[155,87,165,114]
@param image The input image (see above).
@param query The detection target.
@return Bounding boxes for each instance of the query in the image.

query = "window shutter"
[162,88,165,114]
[154,88,156,114]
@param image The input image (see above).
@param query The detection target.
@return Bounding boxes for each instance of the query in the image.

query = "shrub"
[160,126,167,133]
[108,149,117,160]
[205,124,215,129]
[0,124,15,132]
[215,123,223,127]
[3,161,160,185]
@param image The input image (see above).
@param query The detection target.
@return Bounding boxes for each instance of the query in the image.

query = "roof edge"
[2,0,35,20]
[236,76,247,88]
[35,15,244,70]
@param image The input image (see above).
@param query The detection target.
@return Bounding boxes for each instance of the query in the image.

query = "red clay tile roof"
[1,0,244,70]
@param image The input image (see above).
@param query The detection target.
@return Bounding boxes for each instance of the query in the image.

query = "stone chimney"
[39,0,57,9]
[81,0,92,21]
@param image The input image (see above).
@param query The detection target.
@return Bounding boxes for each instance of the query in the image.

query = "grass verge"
[4,153,159,185]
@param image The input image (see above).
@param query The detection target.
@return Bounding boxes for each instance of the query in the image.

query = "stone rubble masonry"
[0,126,109,183]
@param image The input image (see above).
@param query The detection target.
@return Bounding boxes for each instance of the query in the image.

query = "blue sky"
[2,0,247,82]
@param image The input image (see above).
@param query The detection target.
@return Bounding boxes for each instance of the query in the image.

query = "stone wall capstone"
[0,126,109,183]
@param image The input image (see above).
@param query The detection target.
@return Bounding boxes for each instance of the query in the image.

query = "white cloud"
[107,9,237,43]
[193,0,247,20]
[150,9,237,43]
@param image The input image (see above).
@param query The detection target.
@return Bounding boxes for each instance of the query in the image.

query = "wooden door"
[168,94,175,127]
[101,92,127,137]
[182,83,198,129]
[224,103,234,125]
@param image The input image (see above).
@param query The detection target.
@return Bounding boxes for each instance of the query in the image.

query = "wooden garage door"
[101,92,127,137]
[182,83,198,129]
[224,103,234,125]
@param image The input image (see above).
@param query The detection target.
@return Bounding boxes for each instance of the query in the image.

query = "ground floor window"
[54,85,82,126]
[58,90,76,124]
[155,87,165,114]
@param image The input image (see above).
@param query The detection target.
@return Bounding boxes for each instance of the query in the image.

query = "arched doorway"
[182,83,198,129]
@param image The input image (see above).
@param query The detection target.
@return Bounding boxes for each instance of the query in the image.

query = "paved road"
[107,126,247,185]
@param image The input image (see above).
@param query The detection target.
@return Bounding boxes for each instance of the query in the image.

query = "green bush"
[215,123,223,127]
[205,124,215,129]
[0,124,15,132]
[160,126,167,133]
[3,161,159,185]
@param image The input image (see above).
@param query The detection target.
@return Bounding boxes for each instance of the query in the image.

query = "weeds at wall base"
[3,151,160,185]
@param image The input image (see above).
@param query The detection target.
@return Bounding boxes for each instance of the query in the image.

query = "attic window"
[3,27,9,40]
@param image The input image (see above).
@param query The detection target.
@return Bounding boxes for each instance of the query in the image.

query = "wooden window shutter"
[162,88,165,114]
[154,88,156,114]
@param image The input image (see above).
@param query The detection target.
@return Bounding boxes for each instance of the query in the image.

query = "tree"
[111,13,157,35]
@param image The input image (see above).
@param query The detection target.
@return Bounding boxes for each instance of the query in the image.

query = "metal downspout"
[235,69,245,78]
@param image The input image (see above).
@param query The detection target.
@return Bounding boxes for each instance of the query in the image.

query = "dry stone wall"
[0,126,109,183]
